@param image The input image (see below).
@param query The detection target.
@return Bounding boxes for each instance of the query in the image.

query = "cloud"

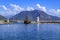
[36,3,47,12]
[0,3,60,18]
[0,4,25,17]
[47,9,60,17]
[36,4,41,8]
[27,6,34,11]
[57,9,60,13]
[10,4,24,12]
[0,5,11,16]
[0,5,14,16]
[36,3,60,17]
[2,5,8,10]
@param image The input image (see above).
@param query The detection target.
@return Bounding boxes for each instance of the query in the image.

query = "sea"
[0,23,60,40]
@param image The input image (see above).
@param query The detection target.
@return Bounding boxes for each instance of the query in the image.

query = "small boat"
[24,17,31,24]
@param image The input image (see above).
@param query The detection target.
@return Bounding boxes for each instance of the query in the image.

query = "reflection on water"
[37,23,39,32]
[0,23,60,40]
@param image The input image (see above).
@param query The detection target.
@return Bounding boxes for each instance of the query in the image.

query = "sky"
[0,0,60,17]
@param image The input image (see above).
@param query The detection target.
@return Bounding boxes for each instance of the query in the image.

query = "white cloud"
[47,9,60,17]
[36,4,41,8]
[10,4,24,12]
[0,5,11,16]
[57,9,60,13]
[2,5,8,10]
[0,3,60,18]
[0,5,15,16]
[36,3,47,12]
[27,6,34,11]
[0,4,25,17]
[36,3,60,17]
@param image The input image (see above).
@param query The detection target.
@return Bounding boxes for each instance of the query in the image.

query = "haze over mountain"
[10,10,60,21]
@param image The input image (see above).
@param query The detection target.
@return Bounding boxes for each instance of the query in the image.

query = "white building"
[37,17,40,23]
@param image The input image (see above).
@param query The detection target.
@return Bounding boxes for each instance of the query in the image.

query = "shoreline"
[0,21,60,24]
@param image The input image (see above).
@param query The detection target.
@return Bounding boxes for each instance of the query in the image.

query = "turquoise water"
[0,23,60,40]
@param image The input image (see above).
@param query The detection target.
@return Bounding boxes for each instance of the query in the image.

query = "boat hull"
[24,20,31,24]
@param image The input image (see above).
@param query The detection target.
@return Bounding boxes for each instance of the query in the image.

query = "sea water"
[0,23,60,40]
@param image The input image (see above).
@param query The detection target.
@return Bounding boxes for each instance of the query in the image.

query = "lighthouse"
[37,17,40,23]
[7,19,9,23]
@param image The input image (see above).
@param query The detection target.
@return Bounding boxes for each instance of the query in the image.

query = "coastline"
[0,21,60,24]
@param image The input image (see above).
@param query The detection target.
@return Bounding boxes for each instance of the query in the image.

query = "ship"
[24,17,31,24]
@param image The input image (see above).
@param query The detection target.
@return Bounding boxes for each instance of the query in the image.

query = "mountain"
[0,15,6,20]
[10,10,60,21]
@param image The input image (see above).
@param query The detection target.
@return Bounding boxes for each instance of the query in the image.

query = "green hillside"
[0,15,6,20]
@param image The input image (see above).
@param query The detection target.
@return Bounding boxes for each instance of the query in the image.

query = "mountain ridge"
[10,10,60,21]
